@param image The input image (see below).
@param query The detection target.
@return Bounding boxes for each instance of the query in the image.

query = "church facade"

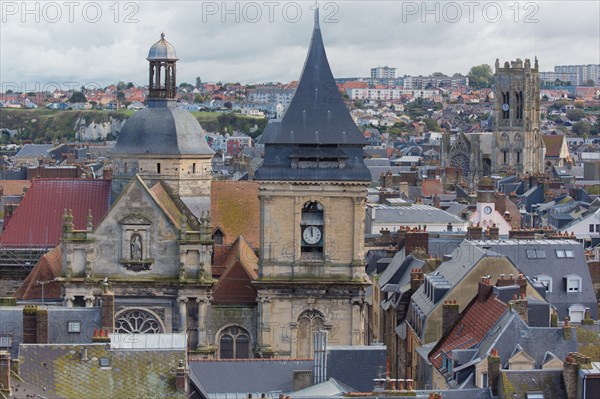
[443,58,545,191]
[56,10,370,359]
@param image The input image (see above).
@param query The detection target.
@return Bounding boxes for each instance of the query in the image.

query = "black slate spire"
[255,7,370,182]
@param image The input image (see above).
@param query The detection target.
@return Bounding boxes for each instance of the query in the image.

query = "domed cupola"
[110,34,214,201]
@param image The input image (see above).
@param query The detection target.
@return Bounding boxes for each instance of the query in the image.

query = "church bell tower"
[253,9,371,357]
[492,58,545,175]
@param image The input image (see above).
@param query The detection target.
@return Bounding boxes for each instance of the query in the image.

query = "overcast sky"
[1,0,599,91]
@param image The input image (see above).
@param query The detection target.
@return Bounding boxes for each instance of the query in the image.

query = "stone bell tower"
[492,58,545,175]
[253,9,370,358]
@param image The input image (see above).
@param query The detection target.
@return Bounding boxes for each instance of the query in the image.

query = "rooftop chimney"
[467,223,483,240]
[487,348,501,396]
[478,277,493,302]
[175,359,189,394]
[442,300,460,336]
[0,351,10,396]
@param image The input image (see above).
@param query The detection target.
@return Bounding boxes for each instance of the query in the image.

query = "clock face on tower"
[502,103,509,112]
[484,206,493,215]
[302,225,322,245]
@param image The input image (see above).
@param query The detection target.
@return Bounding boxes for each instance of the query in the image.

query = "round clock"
[484,206,493,215]
[501,103,509,112]
[302,226,322,245]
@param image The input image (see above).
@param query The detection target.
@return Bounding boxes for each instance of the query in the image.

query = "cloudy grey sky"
[1,0,599,91]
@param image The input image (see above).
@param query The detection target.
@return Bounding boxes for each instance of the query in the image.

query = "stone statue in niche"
[130,234,143,261]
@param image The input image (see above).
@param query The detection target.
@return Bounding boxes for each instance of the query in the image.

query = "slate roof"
[468,239,598,319]
[147,33,178,61]
[189,359,313,395]
[291,378,356,396]
[111,100,214,157]
[255,9,370,182]
[369,204,465,225]
[379,253,424,290]
[14,144,53,159]
[0,179,111,247]
[475,312,578,370]
[499,369,566,399]
[325,345,387,392]
[18,343,187,399]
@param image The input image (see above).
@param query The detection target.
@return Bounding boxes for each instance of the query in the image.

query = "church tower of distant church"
[492,58,545,175]
[110,34,214,201]
[254,9,371,357]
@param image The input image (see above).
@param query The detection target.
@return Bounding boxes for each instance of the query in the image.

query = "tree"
[423,118,441,132]
[566,109,585,122]
[467,64,493,89]
[572,121,592,136]
[584,79,595,87]
[432,72,446,77]
[127,82,135,89]
[195,76,202,89]
[69,91,86,103]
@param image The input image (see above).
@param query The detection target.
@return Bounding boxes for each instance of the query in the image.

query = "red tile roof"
[542,135,566,158]
[429,293,507,369]
[422,179,444,196]
[15,246,62,300]
[212,236,258,305]
[211,181,260,248]
[0,180,30,196]
[0,179,111,247]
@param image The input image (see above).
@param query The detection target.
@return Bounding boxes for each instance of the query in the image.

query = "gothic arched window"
[219,326,250,359]
[296,310,325,358]
[115,309,163,334]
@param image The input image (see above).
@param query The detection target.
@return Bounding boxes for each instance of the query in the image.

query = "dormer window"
[565,275,582,293]
[556,249,575,258]
[534,275,552,293]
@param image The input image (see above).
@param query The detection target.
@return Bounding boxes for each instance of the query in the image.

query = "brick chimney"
[175,360,189,394]
[467,223,483,240]
[103,168,113,180]
[486,224,500,240]
[410,268,424,292]
[22,306,48,344]
[433,195,441,208]
[508,228,535,240]
[563,352,592,399]
[0,351,10,396]
[442,300,460,336]
[487,348,501,396]
[478,277,493,302]
[398,226,429,255]
[510,294,528,324]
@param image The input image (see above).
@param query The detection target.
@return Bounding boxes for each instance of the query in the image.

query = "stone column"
[64,296,75,308]
[177,296,188,333]
[257,291,274,356]
[351,293,366,345]
[83,295,95,308]
[196,294,211,349]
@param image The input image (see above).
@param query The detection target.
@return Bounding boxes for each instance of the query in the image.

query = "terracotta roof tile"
[0,179,111,247]
[422,179,444,196]
[429,294,507,369]
[212,236,258,305]
[211,181,260,248]
[0,180,30,195]
[15,246,62,300]
[542,135,565,158]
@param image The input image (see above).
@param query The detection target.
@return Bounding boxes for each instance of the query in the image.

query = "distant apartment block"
[539,71,578,85]
[554,64,600,85]
[247,85,295,105]
[347,88,440,101]
[371,66,396,80]
[400,75,469,90]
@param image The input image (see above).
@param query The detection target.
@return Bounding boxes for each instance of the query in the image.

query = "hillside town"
[1,6,600,399]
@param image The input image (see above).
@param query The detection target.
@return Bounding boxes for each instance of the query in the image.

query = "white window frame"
[68,321,81,333]
[0,335,11,347]
[535,275,553,293]
[566,276,582,293]
[481,372,488,388]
